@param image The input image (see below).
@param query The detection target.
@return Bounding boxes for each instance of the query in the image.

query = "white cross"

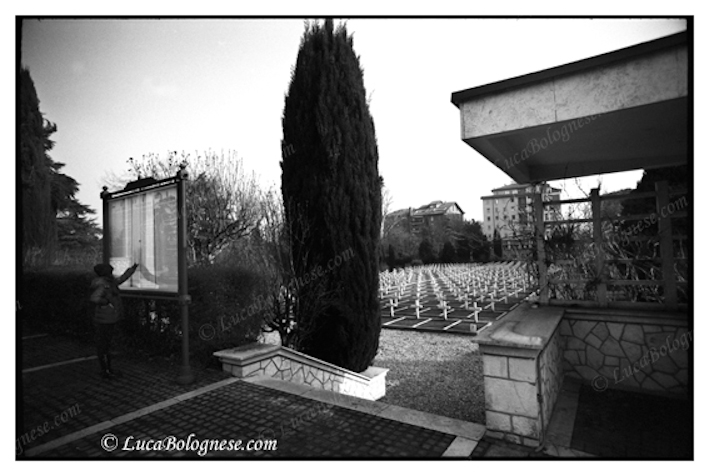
[438,300,452,320]
[470,301,482,322]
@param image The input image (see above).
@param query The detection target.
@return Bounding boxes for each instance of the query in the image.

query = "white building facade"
[481,183,561,241]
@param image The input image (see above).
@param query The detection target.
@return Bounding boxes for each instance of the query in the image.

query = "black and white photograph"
[14,8,695,466]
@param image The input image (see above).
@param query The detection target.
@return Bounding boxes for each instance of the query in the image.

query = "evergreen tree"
[20,67,101,267]
[418,239,435,264]
[56,198,101,250]
[492,229,503,259]
[453,220,489,262]
[281,20,382,372]
[386,243,396,270]
[20,67,57,265]
[620,165,688,238]
[440,241,457,263]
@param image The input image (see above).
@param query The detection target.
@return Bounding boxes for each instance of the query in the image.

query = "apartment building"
[481,183,561,241]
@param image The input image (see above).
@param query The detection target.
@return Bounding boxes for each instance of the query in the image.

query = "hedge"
[20,265,268,367]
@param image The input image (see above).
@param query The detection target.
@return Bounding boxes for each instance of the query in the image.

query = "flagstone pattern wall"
[560,317,690,395]
[214,344,388,401]
[475,304,690,448]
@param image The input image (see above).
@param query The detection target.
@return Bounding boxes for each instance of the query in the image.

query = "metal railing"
[535,181,688,311]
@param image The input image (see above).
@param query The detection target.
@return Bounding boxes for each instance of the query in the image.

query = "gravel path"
[260,328,486,425]
[374,329,485,425]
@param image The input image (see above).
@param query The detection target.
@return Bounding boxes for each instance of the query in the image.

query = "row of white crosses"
[380,267,423,318]
[380,263,535,322]
[439,266,509,317]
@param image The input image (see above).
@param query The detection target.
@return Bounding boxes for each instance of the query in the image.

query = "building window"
[487,216,490,221]
[512,215,516,220]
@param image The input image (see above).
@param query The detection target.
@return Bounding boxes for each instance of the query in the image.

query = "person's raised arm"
[116,263,139,285]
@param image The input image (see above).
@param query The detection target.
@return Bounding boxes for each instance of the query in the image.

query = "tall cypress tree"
[281,20,382,372]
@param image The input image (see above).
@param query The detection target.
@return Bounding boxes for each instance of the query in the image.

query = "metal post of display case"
[101,186,111,266]
[175,164,195,385]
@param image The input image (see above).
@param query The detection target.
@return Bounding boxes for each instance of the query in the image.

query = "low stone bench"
[214,343,388,401]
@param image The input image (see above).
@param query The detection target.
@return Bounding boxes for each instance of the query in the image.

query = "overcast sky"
[20,17,687,223]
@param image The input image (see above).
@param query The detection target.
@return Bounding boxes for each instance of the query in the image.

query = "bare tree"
[100,168,135,193]
[186,152,262,264]
[380,181,395,239]
[257,191,336,350]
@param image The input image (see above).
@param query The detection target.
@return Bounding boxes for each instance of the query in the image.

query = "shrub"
[21,264,267,367]
[183,265,266,366]
[21,267,96,340]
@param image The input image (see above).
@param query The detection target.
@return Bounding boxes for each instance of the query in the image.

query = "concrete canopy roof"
[451,32,688,183]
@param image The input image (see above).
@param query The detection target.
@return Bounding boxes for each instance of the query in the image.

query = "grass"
[261,328,486,425]
[374,329,485,425]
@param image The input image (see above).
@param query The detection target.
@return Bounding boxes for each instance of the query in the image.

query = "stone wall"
[560,316,690,395]
[475,303,565,447]
[482,349,542,447]
[214,344,388,401]
[538,327,564,430]
[476,304,689,451]
[481,324,565,447]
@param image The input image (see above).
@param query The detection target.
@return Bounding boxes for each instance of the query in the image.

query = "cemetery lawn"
[374,329,485,425]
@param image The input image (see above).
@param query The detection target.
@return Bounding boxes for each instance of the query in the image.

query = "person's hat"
[93,263,114,277]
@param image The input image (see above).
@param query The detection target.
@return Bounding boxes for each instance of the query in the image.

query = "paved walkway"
[567,380,692,458]
[19,332,488,459]
[23,331,656,459]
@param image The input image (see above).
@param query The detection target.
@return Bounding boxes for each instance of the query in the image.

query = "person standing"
[90,263,138,378]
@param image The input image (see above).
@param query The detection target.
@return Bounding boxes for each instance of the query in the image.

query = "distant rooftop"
[412,201,464,216]
[386,201,465,218]
[490,183,561,193]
